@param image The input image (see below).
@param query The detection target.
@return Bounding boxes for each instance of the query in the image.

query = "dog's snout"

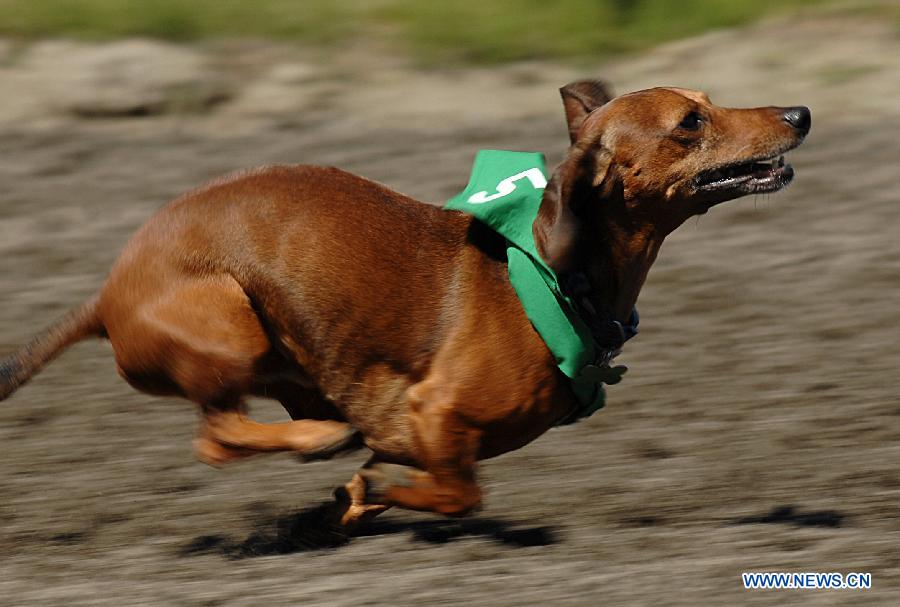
[782,106,811,136]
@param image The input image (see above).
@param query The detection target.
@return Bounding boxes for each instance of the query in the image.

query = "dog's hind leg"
[103,273,357,465]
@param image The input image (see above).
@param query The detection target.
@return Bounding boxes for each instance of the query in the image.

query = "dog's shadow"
[180,503,558,559]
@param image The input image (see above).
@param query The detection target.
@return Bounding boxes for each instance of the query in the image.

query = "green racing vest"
[445,150,630,423]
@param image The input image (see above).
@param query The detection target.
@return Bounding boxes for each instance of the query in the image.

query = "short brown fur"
[0,82,809,526]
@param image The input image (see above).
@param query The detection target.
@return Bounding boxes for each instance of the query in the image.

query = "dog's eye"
[677,111,703,131]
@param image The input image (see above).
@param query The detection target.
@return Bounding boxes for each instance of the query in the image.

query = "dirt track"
[1,11,900,606]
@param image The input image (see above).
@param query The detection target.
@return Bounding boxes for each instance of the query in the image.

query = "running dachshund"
[0,81,810,527]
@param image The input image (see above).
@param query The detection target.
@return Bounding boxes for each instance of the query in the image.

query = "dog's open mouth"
[694,155,794,195]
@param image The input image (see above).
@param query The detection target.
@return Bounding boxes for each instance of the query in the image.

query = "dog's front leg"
[330,456,393,527]
[196,409,360,466]
[358,462,482,517]
[356,383,483,517]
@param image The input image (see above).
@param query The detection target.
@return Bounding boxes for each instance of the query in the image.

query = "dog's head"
[536,80,810,274]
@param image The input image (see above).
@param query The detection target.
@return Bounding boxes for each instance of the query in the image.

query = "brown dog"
[0,81,809,527]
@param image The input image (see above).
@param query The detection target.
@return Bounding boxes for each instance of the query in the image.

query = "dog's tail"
[0,295,104,401]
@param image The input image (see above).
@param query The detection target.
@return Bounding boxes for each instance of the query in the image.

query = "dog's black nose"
[783,106,811,136]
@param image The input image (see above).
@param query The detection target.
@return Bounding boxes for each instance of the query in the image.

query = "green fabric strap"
[445,150,614,421]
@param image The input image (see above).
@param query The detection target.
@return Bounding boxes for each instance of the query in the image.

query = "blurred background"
[1,1,899,605]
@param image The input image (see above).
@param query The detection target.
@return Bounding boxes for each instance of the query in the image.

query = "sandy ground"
[1,9,900,606]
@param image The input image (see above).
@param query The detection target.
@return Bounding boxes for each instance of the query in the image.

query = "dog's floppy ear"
[534,144,613,275]
[560,80,614,145]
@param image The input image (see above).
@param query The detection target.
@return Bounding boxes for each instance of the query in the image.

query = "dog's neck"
[535,169,677,325]
[582,214,665,322]
[570,188,683,324]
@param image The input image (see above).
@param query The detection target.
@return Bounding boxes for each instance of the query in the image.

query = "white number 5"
[467,168,547,204]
